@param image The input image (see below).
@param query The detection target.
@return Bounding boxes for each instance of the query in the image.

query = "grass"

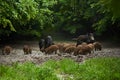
[0,57,120,80]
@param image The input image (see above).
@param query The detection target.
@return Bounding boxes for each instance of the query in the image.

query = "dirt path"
[0,41,120,65]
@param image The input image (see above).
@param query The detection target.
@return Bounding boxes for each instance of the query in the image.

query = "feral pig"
[93,42,102,51]
[88,33,95,43]
[56,43,64,53]
[40,47,45,52]
[44,35,54,49]
[62,43,71,52]
[2,45,12,55]
[74,42,87,56]
[64,45,76,54]
[39,39,45,52]
[76,40,83,47]
[56,43,70,53]
[81,42,87,46]
[78,43,94,55]
[87,43,94,53]
[74,45,82,56]
[73,33,95,46]
[23,45,32,54]
[45,45,59,54]
[62,43,76,53]
[78,45,91,55]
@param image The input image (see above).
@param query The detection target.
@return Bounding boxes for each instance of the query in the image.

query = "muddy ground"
[0,41,120,65]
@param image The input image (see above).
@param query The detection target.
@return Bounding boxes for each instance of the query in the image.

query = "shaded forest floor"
[0,40,120,65]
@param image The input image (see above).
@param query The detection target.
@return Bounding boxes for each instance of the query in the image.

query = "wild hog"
[78,45,91,55]
[74,45,82,56]
[93,42,102,51]
[39,39,45,52]
[73,33,95,46]
[56,43,64,53]
[87,43,94,53]
[23,45,32,54]
[2,45,12,55]
[44,35,54,48]
[45,45,59,54]
[64,45,76,54]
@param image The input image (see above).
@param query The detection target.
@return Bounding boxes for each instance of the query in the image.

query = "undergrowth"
[0,57,120,80]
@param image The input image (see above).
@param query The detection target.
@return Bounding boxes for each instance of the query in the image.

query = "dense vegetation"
[0,58,120,80]
[0,0,120,41]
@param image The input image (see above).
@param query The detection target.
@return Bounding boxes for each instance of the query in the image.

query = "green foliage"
[75,57,120,80]
[0,62,58,80]
[52,0,120,36]
[95,0,120,21]
[16,0,38,23]
[1,58,120,80]
[92,16,110,35]
[0,0,56,38]
[52,0,97,34]
[0,0,38,36]
[0,0,120,39]
[0,18,16,31]
[57,58,79,74]
[38,67,58,80]
[90,0,120,35]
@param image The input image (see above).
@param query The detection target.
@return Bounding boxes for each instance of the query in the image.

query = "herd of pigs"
[1,33,102,56]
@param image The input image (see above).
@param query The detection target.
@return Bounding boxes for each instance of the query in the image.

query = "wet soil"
[0,41,120,65]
